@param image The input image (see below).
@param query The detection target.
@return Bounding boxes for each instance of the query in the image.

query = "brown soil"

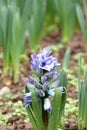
[0,30,86,130]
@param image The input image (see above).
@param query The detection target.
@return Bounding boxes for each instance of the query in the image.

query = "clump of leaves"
[0,0,31,82]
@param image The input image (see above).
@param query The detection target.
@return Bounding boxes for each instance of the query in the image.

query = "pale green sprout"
[0,0,31,82]
[44,0,59,34]
[57,0,79,43]
[63,48,71,70]
[78,57,87,129]
[28,0,46,52]
[76,0,87,45]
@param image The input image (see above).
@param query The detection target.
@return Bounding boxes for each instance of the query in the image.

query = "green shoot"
[57,0,78,43]
[78,57,87,129]
[28,0,46,52]
[0,0,31,82]
[63,48,71,69]
[76,1,87,45]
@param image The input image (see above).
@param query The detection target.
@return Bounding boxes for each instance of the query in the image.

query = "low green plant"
[24,48,67,130]
[44,0,59,35]
[65,98,78,119]
[78,57,87,129]
[57,0,79,43]
[28,0,46,52]
[0,93,28,125]
[0,0,31,82]
[16,0,25,16]
[76,0,87,44]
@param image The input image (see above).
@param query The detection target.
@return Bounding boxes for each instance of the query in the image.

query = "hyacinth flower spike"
[24,48,67,130]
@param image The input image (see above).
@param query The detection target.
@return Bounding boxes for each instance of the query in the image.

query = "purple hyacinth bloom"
[31,48,59,72]
[41,70,60,84]
[39,56,58,71]
[39,48,51,57]
[27,76,41,89]
[24,48,66,114]
[49,77,60,89]
[24,92,32,107]
[31,54,42,74]
[41,75,47,83]
[49,72,60,85]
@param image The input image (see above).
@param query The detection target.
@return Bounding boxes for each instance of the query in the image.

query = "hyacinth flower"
[24,48,67,130]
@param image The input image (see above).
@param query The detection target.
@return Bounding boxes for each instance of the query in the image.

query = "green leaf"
[31,89,45,130]
[47,89,61,130]
[25,85,30,93]
[58,90,66,121]
[83,68,87,127]
[63,48,71,69]
[29,0,46,52]
[76,4,87,42]
[58,0,76,43]
[78,57,87,129]
[26,106,39,130]
[59,70,67,89]
[0,1,30,81]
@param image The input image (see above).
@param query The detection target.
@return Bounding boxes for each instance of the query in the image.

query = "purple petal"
[27,76,41,89]
[43,82,49,90]
[24,92,32,107]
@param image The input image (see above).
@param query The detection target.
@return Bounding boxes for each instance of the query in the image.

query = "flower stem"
[42,99,48,130]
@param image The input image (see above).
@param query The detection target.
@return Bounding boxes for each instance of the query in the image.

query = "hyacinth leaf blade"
[63,48,71,69]
[26,106,39,130]
[25,87,38,130]
[59,70,67,89]
[78,56,81,122]
[83,68,87,128]
[78,57,83,129]
[25,86,38,130]
[25,85,30,93]
[76,4,87,42]
[81,83,86,127]
[55,66,61,74]
[58,70,67,120]
[55,66,67,120]
[31,89,45,130]
[78,57,87,129]
[21,0,31,35]
[81,82,84,121]
[47,89,61,130]
[78,56,81,89]
[58,89,66,121]
[78,81,82,129]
